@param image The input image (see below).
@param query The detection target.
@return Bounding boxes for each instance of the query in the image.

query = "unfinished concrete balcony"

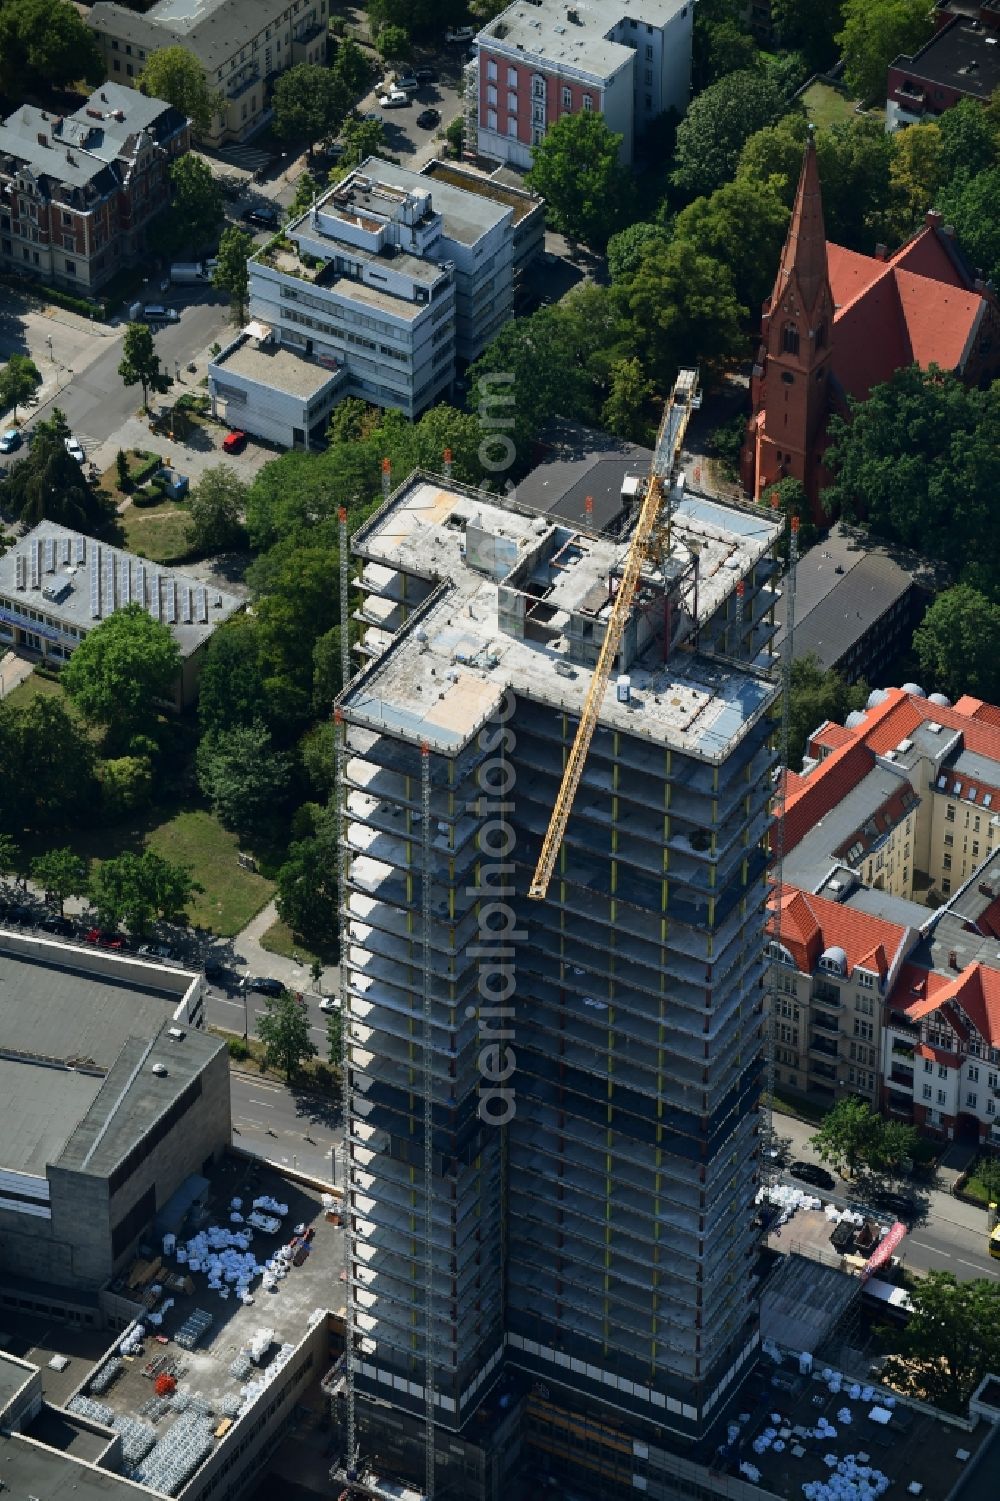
[347,892,481,958]
[356,593,405,634]
[358,626,395,660]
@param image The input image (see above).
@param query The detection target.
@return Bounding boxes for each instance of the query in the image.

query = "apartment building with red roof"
[741,136,1000,519]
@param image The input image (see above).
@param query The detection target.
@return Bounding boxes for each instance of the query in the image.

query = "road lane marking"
[248,1097,274,1107]
[910,1241,950,1256]
[237,1119,263,1128]
[212,997,244,1009]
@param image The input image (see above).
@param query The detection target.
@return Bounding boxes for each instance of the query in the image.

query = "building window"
[937,1089,947,1105]
[938,1064,948,1079]
[113,59,121,71]
[507,92,517,113]
[923,1058,932,1073]
[583,93,593,111]
[532,74,545,99]
[944,833,954,847]
[126,62,133,76]
[507,116,518,137]
[946,803,955,822]
[64,259,75,275]
[782,322,799,355]
[973,841,980,857]
[487,59,497,80]
[532,103,544,124]
[942,878,951,894]
[921,1083,932,1100]
[507,66,517,86]
[487,109,498,131]
[943,853,952,870]
[644,67,652,83]
[487,84,497,105]
[967,1092,978,1109]
[645,43,653,58]
[969,1066,980,1082]
[531,126,544,145]
[562,86,572,108]
[989,1098,997,1116]
[853,1018,873,1041]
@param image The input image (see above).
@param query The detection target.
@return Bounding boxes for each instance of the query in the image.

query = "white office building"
[209,158,526,446]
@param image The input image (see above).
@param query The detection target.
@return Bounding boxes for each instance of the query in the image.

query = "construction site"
[329,372,795,1499]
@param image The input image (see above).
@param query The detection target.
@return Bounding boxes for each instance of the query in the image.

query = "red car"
[85,927,125,950]
[223,429,248,453]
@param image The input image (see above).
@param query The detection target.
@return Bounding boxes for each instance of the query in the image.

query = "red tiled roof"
[915,1042,961,1069]
[768,887,909,977]
[782,739,875,852]
[890,227,971,289]
[891,960,1000,1047]
[977,894,1000,941]
[893,268,982,371]
[960,697,1000,731]
[827,243,885,304]
[810,722,855,755]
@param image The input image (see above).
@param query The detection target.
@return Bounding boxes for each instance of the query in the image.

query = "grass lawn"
[121,499,193,564]
[801,80,858,131]
[209,1025,340,1095]
[961,1155,1000,1205]
[260,916,337,969]
[3,670,67,708]
[146,808,274,935]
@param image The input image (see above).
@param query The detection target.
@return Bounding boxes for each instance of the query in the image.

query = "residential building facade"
[210,160,527,443]
[887,7,1000,128]
[472,0,694,170]
[87,0,329,147]
[333,469,783,1497]
[0,83,189,294]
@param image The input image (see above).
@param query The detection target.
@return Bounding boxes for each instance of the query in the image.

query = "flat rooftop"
[213,334,344,398]
[421,158,541,225]
[894,13,1000,97]
[0,523,242,657]
[0,944,213,1178]
[343,475,780,761]
[358,157,511,246]
[515,419,654,532]
[67,1162,340,1488]
[88,0,300,73]
[481,0,689,79]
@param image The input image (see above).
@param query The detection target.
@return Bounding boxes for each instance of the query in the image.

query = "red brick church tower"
[741,131,834,508]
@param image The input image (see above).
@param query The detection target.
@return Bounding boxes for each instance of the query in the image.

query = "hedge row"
[0,273,108,321]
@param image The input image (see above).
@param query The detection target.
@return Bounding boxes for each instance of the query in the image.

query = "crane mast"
[528,368,700,902]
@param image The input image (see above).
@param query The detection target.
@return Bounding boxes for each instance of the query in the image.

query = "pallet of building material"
[165,1272,194,1296]
[68,1394,115,1427]
[112,1413,157,1468]
[88,1357,124,1395]
[128,1256,163,1290]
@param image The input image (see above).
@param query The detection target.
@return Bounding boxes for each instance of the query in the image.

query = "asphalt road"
[230,1067,341,1186]
[203,974,339,1053]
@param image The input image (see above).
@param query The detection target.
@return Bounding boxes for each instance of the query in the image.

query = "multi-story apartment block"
[768,890,915,1107]
[209,160,526,444]
[87,0,329,148]
[472,0,694,169]
[419,157,546,298]
[887,4,1000,128]
[333,467,783,1498]
[0,83,188,294]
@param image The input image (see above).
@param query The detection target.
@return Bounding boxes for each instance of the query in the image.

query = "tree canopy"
[212,226,255,324]
[256,989,317,1080]
[788,655,868,770]
[0,0,102,94]
[0,408,108,531]
[770,0,843,73]
[140,46,220,137]
[0,696,96,837]
[89,850,200,936]
[0,354,41,420]
[167,154,223,254]
[822,366,1000,575]
[188,465,247,554]
[672,70,783,201]
[670,174,789,313]
[30,847,88,915]
[836,0,934,105]
[62,602,182,746]
[614,237,745,387]
[913,585,1000,705]
[273,63,350,157]
[936,167,1000,284]
[525,111,633,247]
[882,1273,1000,1412]
[196,722,293,833]
[809,1096,917,1178]
[118,323,170,410]
[276,815,338,954]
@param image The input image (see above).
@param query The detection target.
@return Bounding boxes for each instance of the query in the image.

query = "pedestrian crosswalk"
[214,144,273,174]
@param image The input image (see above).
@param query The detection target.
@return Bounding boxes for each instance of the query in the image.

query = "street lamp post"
[242,984,249,1041]
[46,335,53,362]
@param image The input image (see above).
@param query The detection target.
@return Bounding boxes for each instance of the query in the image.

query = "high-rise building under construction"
[332,417,784,1498]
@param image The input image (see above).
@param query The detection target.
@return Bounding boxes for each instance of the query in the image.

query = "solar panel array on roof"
[44,537,55,573]
[61,536,71,565]
[166,577,177,625]
[105,549,115,613]
[196,585,207,623]
[75,535,87,564]
[90,546,100,618]
[150,575,161,620]
[14,554,25,591]
[30,540,41,590]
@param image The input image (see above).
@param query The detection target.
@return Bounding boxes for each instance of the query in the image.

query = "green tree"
[300,720,337,801]
[882,1273,1000,1412]
[62,603,182,746]
[273,63,350,159]
[196,722,293,832]
[601,358,654,444]
[616,237,745,388]
[0,0,102,94]
[823,366,1000,573]
[118,323,169,410]
[771,0,843,72]
[445,116,464,156]
[0,407,107,531]
[168,154,223,253]
[30,847,88,915]
[139,46,220,137]
[198,617,270,738]
[89,849,200,936]
[339,114,389,170]
[836,0,934,105]
[276,826,338,951]
[256,989,317,1080]
[913,585,1000,704]
[0,696,96,836]
[809,1096,883,1177]
[0,833,18,883]
[188,465,247,554]
[212,225,255,324]
[788,655,868,769]
[694,19,760,90]
[331,36,371,96]
[936,167,1000,284]
[937,96,999,182]
[761,476,817,556]
[671,175,789,314]
[0,354,41,420]
[606,222,671,284]
[312,626,346,715]
[888,120,944,237]
[100,755,155,819]
[525,111,633,248]
[672,70,783,201]
[326,1003,343,1063]
[376,23,411,61]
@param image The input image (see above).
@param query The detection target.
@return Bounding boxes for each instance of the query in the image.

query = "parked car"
[414,67,437,84]
[319,997,339,1013]
[243,975,284,997]
[64,435,85,464]
[138,942,174,960]
[445,25,475,41]
[788,1160,836,1191]
[416,107,441,128]
[871,1188,916,1221]
[41,914,74,937]
[0,429,21,453]
[5,903,34,926]
[392,74,420,92]
[223,429,248,453]
[204,962,231,986]
[378,88,410,108]
[84,927,125,950]
[142,304,180,323]
[242,204,280,229]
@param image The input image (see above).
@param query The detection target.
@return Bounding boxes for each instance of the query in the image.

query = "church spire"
[774,129,828,312]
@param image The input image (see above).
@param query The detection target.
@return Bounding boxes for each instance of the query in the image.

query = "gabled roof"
[769,887,910,978]
[782,738,875,852]
[892,960,1000,1047]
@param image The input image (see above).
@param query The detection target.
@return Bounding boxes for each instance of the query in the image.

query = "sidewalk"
[228,898,339,994]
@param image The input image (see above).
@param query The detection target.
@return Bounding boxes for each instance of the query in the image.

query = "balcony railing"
[809,1036,838,1059]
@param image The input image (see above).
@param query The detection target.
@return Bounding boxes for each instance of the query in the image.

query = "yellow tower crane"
[528,367,701,901]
